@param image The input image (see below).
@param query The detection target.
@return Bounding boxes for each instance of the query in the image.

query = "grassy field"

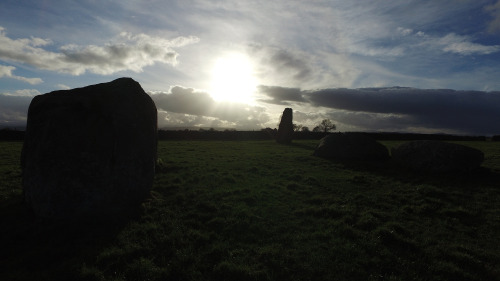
[0,140,499,281]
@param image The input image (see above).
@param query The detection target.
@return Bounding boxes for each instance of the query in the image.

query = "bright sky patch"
[209,53,257,104]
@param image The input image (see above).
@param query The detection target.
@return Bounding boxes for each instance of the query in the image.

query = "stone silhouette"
[21,78,157,218]
[276,108,294,144]
[391,140,483,172]
[313,133,390,161]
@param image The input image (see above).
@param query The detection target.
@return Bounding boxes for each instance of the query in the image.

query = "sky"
[1,0,500,135]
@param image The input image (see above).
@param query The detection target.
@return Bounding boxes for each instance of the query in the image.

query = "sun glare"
[210,53,257,103]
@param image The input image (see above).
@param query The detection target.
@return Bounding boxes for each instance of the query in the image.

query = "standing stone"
[276,108,294,144]
[21,78,157,218]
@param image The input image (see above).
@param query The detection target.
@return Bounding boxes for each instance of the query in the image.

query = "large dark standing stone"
[313,133,390,161]
[391,140,484,172]
[21,78,157,218]
[276,108,294,144]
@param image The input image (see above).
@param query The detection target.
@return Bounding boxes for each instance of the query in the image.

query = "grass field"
[0,140,499,281]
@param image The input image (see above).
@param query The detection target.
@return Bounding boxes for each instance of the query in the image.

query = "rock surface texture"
[313,133,389,161]
[22,78,157,218]
[276,108,294,144]
[391,140,484,172]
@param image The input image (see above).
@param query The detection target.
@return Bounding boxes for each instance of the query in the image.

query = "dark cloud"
[0,94,32,128]
[257,85,305,105]
[304,87,500,135]
[249,44,314,84]
[269,49,312,80]
[257,85,500,135]
[150,86,215,116]
[326,110,421,133]
[149,86,270,129]
[305,87,500,116]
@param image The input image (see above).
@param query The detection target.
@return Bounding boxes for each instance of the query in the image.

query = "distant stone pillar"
[21,78,158,218]
[276,108,294,144]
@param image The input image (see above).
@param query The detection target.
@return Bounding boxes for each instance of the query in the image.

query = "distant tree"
[263,127,277,139]
[312,126,321,132]
[293,123,303,132]
[301,126,310,132]
[317,119,336,133]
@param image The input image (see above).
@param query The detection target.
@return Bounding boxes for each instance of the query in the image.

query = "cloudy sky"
[1,0,500,135]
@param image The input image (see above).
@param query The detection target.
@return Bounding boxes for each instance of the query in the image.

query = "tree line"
[293,119,336,133]
[0,126,493,142]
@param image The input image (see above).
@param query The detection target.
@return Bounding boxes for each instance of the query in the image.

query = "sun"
[209,53,257,103]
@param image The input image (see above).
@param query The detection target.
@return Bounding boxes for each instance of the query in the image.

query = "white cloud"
[395,28,500,55]
[397,27,413,36]
[1,89,41,97]
[157,110,223,128]
[350,45,406,57]
[0,64,43,84]
[0,26,200,75]
[438,33,500,55]
[55,84,71,90]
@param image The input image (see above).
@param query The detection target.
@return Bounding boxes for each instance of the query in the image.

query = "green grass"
[0,141,23,204]
[1,140,499,280]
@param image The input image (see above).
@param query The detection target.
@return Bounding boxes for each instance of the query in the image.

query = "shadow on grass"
[290,142,317,151]
[0,196,140,281]
[327,153,500,187]
[348,157,500,188]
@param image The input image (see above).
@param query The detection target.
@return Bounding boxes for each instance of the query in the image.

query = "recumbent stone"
[391,140,483,172]
[313,133,389,161]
